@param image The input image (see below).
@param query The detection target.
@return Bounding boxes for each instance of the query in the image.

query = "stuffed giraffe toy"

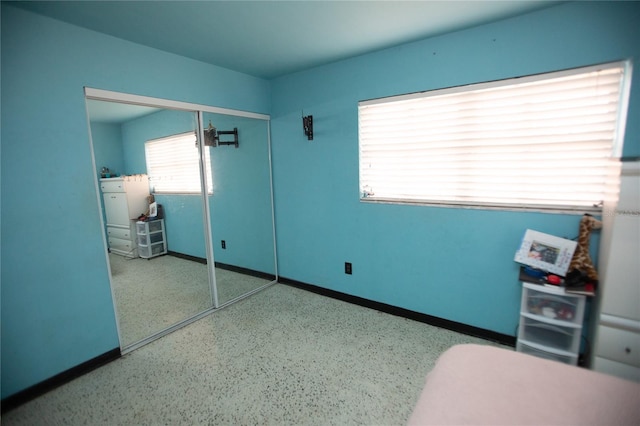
[568,214,602,283]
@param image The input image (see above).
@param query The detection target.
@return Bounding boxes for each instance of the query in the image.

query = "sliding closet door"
[203,111,277,306]
[87,98,213,350]
[86,88,277,352]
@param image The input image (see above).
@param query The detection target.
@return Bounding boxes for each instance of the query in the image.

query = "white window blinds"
[145,132,213,194]
[358,61,631,211]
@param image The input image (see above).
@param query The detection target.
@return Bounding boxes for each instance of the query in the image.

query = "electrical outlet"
[221,240,226,249]
[345,262,352,275]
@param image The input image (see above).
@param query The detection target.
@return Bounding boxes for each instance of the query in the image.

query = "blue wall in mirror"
[205,113,276,275]
[91,107,276,270]
[120,108,207,259]
[90,122,125,178]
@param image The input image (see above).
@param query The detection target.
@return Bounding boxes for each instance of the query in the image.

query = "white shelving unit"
[517,282,586,365]
[136,219,167,259]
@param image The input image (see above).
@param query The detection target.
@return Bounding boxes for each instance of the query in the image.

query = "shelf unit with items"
[100,175,149,258]
[136,219,167,259]
[517,282,586,365]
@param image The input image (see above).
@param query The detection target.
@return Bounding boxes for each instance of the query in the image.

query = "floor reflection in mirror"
[110,253,270,347]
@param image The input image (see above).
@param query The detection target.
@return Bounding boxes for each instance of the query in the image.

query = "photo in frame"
[514,229,577,276]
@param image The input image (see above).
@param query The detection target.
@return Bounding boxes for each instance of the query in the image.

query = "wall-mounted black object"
[204,121,239,148]
[302,114,313,140]
[217,128,239,148]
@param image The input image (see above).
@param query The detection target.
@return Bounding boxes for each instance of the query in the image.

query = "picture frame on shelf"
[514,229,577,276]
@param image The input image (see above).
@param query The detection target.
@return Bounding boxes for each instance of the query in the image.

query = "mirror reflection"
[86,93,278,351]
[204,112,277,305]
[87,100,212,348]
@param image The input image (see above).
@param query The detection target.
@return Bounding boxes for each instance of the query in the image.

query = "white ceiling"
[10,0,560,79]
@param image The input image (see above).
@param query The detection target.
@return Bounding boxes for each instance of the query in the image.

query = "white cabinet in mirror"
[100,175,149,258]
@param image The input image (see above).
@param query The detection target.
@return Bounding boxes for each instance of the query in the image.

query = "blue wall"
[269,1,640,336]
[0,4,269,399]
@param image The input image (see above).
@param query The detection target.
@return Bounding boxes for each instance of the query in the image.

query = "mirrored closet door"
[85,89,277,352]
[204,111,277,306]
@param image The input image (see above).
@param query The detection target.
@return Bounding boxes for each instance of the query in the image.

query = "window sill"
[359,197,602,215]
[152,191,213,196]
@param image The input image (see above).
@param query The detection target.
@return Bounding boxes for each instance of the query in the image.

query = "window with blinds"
[358,61,631,211]
[145,132,213,194]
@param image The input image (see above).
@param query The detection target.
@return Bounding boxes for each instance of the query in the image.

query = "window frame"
[358,60,632,214]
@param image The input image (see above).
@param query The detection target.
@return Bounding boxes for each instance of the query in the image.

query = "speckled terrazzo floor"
[2,284,505,425]
[110,253,272,346]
